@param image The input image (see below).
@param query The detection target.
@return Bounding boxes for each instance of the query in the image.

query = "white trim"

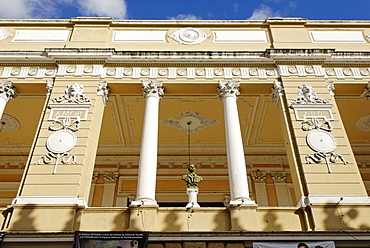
[13,30,70,42]
[309,31,366,43]
[12,196,87,206]
[113,31,167,42]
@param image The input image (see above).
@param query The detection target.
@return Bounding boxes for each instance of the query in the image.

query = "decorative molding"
[361,82,370,100]
[251,170,267,183]
[0,114,20,132]
[218,81,240,99]
[161,110,219,133]
[0,67,56,79]
[52,83,91,104]
[271,171,287,183]
[356,114,370,132]
[302,117,332,132]
[0,81,17,102]
[270,81,284,103]
[169,27,210,45]
[290,84,330,105]
[97,80,110,105]
[142,80,164,99]
[0,28,12,41]
[104,172,119,183]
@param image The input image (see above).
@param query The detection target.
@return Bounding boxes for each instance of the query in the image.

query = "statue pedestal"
[186,188,200,208]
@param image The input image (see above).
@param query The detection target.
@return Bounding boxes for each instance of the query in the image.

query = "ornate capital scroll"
[0,81,17,102]
[52,83,91,104]
[270,81,284,103]
[103,172,119,183]
[271,171,287,183]
[361,82,370,100]
[97,80,110,105]
[217,81,240,99]
[142,81,164,99]
[251,170,267,183]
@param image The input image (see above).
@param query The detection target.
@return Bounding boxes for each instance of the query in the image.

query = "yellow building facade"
[0,17,369,247]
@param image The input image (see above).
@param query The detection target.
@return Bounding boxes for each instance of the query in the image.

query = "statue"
[182,164,203,188]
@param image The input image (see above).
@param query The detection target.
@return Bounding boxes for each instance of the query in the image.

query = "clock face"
[306,130,336,153]
[46,129,77,154]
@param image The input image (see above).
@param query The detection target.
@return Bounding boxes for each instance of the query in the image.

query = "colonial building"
[0,17,369,247]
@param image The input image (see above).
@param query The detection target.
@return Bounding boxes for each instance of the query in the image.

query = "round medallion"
[356,114,370,131]
[46,130,77,154]
[179,28,201,43]
[306,130,336,153]
[0,114,20,132]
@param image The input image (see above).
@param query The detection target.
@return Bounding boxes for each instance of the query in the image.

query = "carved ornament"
[0,114,19,132]
[92,172,99,183]
[290,84,330,105]
[46,80,54,96]
[161,110,219,133]
[326,81,335,96]
[142,81,164,99]
[104,172,119,183]
[0,81,17,102]
[251,170,266,183]
[97,80,110,104]
[52,83,91,104]
[218,81,240,99]
[169,27,210,45]
[356,114,370,132]
[271,171,287,183]
[0,28,12,41]
[361,82,370,100]
[270,81,284,103]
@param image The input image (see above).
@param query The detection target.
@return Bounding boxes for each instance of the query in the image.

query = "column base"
[229,197,256,206]
[130,198,158,207]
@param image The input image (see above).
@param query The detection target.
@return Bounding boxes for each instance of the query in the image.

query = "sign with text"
[74,232,149,248]
[291,104,333,121]
[48,104,91,121]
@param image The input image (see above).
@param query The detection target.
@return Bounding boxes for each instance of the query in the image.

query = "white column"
[131,81,164,206]
[271,171,293,206]
[251,170,269,206]
[102,172,119,207]
[218,81,254,205]
[0,81,17,118]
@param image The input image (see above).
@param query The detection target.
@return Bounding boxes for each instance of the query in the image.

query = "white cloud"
[233,3,239,13]
[247,5,280,20]
[76,0,127,19]
[168,14,202,20]
[0,0,127,19]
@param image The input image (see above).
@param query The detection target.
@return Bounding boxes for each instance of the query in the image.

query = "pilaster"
[102,171,118,207]
[273,76,370,230]
[7,76,109,232]
[251,170,268,206]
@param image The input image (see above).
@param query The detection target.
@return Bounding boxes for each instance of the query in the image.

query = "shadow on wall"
[262,211,282,231]
[5,206,37,231]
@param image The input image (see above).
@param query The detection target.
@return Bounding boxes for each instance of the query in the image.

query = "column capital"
[97,80,110,105]
[251,170,267,183]
[361,82,370,100]
[142,80,164,99]
[103,171,119,184]
[92,171,99,183]
[217,81,240,99]
[0,80,17,102]
[271,171,287,183]
[270,81,284,103]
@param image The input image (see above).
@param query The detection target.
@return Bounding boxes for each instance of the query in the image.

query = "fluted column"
[0,81,17,118]
[131,81,164,206]
[218,81,254,205]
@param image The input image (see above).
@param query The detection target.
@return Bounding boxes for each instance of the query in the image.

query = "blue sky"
[0,0,370,20]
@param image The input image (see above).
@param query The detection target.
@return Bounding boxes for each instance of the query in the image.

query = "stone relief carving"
[103,172,119,183]
[46,80,54,96]
[356,114,370,131]
[290,84,330,105]
[92,172,99,183]
[251,170,266,183]
[301,117,332,132]
[161,110,219,133]
[271,171,287,183]
[52,83,91,104]
[361,82,370,100]
[270,81,284,103]
[0,114,20,132]
[97,80,110,104]
[169,27,210,45]
[0,28,12,41]
[0,81,17,102]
